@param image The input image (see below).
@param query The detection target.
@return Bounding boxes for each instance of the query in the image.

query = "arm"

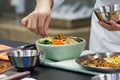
[21,0,53,37]
[36,0,53,9]
[98,20,120,31]
[21,0,64,37]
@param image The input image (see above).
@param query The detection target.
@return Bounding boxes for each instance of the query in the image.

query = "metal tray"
[76,52,120,73]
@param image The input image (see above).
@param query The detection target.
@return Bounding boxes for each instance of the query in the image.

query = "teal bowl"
[35,37,86,61]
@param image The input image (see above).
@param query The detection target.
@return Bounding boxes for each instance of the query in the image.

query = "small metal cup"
[94,4,120,23]
[7,50,40,70]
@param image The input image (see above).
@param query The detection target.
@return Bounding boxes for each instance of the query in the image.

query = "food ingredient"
[0,62,10,72]
[39,33,82,45]
[0,44,11,61]
[80,54,120,68]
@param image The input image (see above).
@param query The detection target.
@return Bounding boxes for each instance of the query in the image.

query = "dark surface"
[0,39,94,80]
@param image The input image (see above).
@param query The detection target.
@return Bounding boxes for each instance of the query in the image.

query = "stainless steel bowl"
[92,73,120,80]
[7,50,40,70]
[94,4,120,23]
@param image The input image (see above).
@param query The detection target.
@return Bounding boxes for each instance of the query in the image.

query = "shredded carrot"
[51,39,64,45]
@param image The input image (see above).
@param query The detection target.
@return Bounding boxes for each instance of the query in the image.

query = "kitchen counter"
[0,39,93,80]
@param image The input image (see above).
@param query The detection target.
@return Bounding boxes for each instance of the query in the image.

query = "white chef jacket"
[53,0,64,10]
[10,0,25,14]
[53,0,120,52]
[90,0,120,52]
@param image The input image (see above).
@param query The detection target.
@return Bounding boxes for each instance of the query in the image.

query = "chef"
[90,0,120,52]
[21,0,120,52]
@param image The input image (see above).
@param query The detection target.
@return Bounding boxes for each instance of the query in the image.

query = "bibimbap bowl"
[35,33,86,61]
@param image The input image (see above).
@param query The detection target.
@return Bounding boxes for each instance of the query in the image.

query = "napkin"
[40,50,103,75]
[0,44,11,61]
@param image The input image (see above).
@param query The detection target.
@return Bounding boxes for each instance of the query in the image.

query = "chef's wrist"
[36,0,53,9]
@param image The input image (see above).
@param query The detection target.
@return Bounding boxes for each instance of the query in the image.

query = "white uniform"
[53,0,65,10]
[10,0,25,14]
[90,0,120,52]
[53,0,120,52]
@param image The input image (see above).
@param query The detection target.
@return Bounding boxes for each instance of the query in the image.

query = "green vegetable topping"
[40,39,51,44]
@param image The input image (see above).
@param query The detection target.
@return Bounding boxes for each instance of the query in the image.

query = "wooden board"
[0,44,14,73]
[0,60,14,74]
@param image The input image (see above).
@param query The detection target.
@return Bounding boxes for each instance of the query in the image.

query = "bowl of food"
[92,73,120,80]
[35,33,86,61]
[76,52,120,73]
[7,50,40,71]
[94,4,120,24]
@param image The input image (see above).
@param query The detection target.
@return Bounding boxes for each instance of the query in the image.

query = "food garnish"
[39,33,82,45]
[40,39,51,44]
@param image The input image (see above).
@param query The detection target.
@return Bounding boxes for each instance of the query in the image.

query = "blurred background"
[0,0,95,49]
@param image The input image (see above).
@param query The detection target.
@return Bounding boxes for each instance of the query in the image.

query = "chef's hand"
[21,1,52,37]
[98,20,120,31]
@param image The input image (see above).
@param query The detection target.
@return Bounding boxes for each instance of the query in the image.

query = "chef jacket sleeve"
[52,0,64,10]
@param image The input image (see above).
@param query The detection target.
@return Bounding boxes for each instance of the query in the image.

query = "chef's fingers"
[21,17,28,27]
[26,16,32,31]
[98,21,114,31]
[28,12,39,34]
[44,16,51,36]
[22,12,39,34]
[38,13,46,37]
[110,20,120,31]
